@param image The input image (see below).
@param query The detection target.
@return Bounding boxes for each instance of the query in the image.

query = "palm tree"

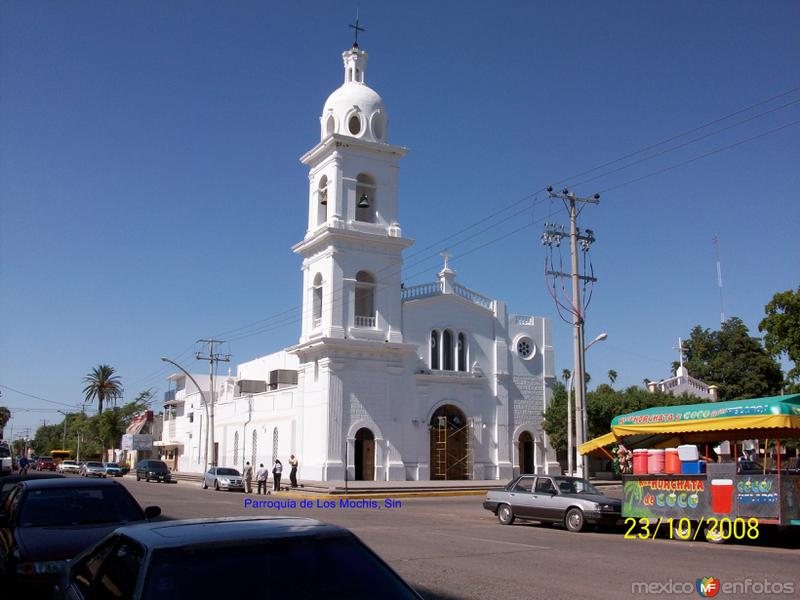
[608,370,618,385]
[561,369,571,384]
[82,365,122,415]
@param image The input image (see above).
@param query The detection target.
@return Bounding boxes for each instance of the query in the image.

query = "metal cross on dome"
[349,11,365,48]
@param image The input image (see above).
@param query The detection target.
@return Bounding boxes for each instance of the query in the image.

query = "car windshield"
[105,463,119,467]
[216,468,240,476]
[143,535,418,599]
[19,486,143,527]
[552,477,602,496]
[39,457,54,463]
[86,462,104,468]
[62,461,77,465]
[147,462,168,469]
[0,447,10,458]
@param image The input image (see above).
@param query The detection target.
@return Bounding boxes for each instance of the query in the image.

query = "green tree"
[82,364,123,415]
[677,317,783,401]
[542,382,569,454]
[759,287,800,386]
[586,385,701,439]
[608,370,618,385]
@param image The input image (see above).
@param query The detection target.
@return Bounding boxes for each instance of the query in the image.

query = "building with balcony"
[159,42,558,480]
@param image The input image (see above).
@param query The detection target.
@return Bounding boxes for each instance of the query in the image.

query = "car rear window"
[19,485,144,527]
[86,462,104,468]
[215,468,240,476]
[146,461,168,469]
[143,535,419,599]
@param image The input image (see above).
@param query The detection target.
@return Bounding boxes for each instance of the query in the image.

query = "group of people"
[241,454,298,494]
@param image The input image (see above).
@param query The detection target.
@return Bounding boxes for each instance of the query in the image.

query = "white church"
[157,43,559,481]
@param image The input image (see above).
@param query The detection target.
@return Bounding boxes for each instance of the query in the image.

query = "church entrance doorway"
[430,405,469,480]
[519,431,534,474]
[354,428,375,481]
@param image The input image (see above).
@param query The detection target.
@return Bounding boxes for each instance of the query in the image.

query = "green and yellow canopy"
[579,394,800,457]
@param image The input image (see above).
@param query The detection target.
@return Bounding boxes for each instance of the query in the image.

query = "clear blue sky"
[2,1,798,437]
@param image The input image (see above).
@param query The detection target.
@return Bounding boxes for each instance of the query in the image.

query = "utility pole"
[57,410,69,449]
[195,339,230,468]
[713,234,725,325]
[543,186,599,478]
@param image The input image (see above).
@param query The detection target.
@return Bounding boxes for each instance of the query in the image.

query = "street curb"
[241,489,487,500]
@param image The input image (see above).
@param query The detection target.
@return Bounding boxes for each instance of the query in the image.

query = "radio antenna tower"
[713,234,725,324]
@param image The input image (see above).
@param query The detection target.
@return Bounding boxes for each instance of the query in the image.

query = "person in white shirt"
[272,459,283,491]
[256,463,269,494]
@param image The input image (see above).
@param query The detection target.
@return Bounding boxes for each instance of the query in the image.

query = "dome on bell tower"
[320,46,388,143]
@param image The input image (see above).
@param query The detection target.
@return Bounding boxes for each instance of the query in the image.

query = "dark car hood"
[561,493,621,506]
[15,523,122,561]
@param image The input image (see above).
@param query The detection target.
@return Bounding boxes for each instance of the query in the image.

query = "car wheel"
[496,504,515,526]
[565,508,585,533]
[146,474,151,482]
[674,520,695,541]
[214,480,220,491]
[136,473,141,481]
[704,523,728,544]
[202,479,208,489]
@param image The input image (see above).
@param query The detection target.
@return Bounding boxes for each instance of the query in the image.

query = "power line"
[598,119,800,193]
[210,86,800,344]
[226,116,800,345]
[0,384,79,408]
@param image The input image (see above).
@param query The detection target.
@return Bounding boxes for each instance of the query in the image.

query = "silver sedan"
[201,467,245,491]
[483,475,621,532]
[80,461,108,478]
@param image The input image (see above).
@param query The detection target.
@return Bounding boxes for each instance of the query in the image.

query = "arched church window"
[325,115,335,137]
[348,113,362,136]
[251,430,258,468]
[272,427,279,463]
[442,330,453,371]
[457,332,467,372]
[430,330,440,370]
[317,175,328,226]
[354,270,375,327]
[233,431,239,466]
[355,173,376,223]
[312,273,323,328]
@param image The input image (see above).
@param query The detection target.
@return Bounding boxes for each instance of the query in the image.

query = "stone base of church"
[545,460,563,475]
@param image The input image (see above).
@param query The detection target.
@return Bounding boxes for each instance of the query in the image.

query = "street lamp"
[567,332,608,477]
[161,357,210,478]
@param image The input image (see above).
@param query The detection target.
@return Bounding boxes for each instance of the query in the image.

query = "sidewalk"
[158,472,621,497]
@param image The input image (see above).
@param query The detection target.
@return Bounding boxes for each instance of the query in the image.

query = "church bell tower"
[293,43,413,345]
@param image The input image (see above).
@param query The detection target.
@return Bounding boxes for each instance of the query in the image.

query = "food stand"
[579,394,800,542]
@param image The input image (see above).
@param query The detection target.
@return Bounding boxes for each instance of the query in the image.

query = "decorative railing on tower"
[354,315,376,328]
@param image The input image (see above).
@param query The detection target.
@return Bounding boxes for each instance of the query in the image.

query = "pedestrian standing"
[256,463,269,494]
[272,459,283,492]
[243,461,253,494]
[289,454,299,488]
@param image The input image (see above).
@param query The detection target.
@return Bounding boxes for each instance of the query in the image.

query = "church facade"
[157,44,559,481]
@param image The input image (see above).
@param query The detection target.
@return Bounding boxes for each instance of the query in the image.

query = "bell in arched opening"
[358,192,370,208]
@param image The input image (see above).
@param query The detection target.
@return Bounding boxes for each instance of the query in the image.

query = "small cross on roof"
[349,11,365,48]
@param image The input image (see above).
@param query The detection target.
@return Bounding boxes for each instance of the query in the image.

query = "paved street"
[119,478,799,600]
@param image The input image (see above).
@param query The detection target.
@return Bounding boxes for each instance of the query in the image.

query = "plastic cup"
[710,479,734,515]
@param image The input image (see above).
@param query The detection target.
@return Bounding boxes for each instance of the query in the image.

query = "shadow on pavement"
[415,586,471,600]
